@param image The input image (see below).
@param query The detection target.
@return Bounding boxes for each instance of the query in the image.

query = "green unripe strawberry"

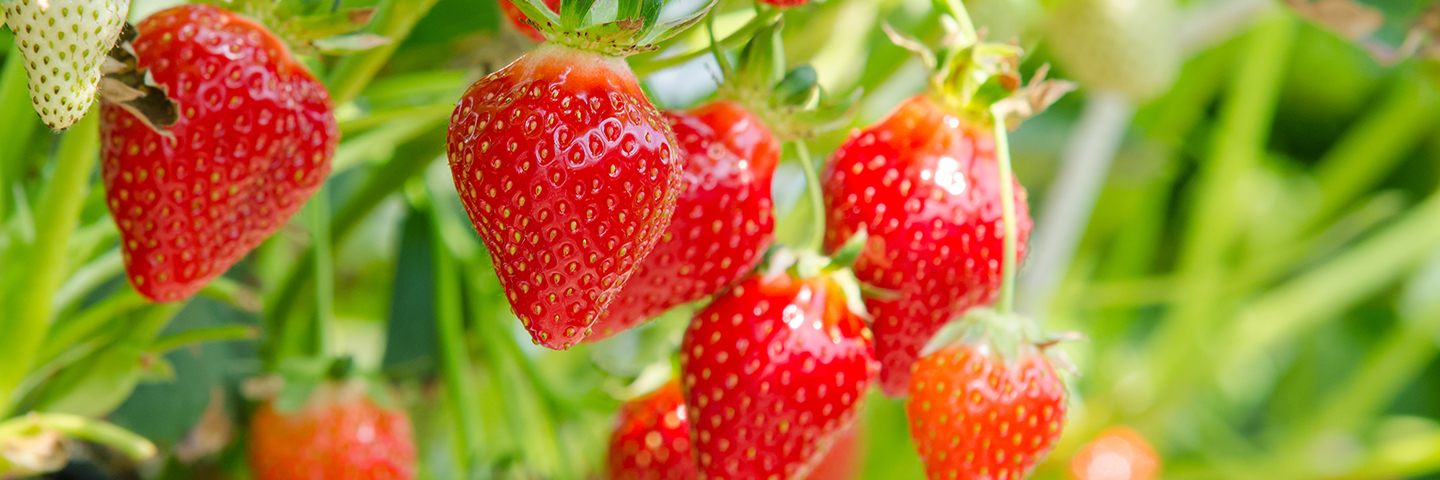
[1044,0,1180,101]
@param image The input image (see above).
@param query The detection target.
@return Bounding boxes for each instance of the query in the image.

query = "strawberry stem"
[420,183,485,474]
[0,413,157,462]
[932,0,977,46]
[991,107,1018,316]
[0,113,100,417]
[793,139,827,254]
[629,7,781,77]
[310,188,335,358]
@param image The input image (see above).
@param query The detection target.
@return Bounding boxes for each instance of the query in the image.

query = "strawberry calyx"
[247,356,400,414]
[764,244,872,323]
[883,0,1074,130]
[508,0,717,57]
[919,307,1079,372]
[712,17,857,141]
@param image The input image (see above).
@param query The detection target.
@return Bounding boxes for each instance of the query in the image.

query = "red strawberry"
[680,272,876,480]
[806,426,862,480]
[101,4,337,302]
[906,341,1066,480]
[608,381,699,480]
[587,101,779,341]
[755,0,810,7]
[497,0,560,42]
[822,94,1032,397]
[247,381,417,480]
[447,42,683,349]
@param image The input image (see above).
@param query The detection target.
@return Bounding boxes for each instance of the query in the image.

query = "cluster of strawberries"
[2,0,1072,475]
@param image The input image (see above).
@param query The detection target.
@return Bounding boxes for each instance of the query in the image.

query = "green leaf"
[515,0,564,30]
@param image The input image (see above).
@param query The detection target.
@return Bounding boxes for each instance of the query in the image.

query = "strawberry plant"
[2,0,1440,479]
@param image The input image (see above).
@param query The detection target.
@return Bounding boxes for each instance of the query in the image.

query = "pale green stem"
[991,109,1018,315]
[37,290,149,364]
[311,188,335,357]
[0,113,100,416]
[0,413,157,461]
[793,140,827,254]
[424,189,484,476]
[149,325,258,354]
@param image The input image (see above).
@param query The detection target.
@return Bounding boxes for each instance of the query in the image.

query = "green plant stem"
[311,188,335,357]
[0,413,157,461]
[0,43,39,211]
[149,325,259,354]
[324,0,442,105]
[425,196,485,476]
[51,248,123,315]
[1138,15,1295,426]
[1221,189,1440,374]
[931,0,976,45]
[991,109,1018,315]
[199,276,263,313]
[0,113,100,416]
[37,290,149,364]
[792,140,827,253]
[629,7,781,77]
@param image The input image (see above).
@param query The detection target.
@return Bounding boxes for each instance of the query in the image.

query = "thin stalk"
[324,0,443,104]
[51,248,124,315]
[991,110,1018,315]
[311,188,335,357]
[0,413,157,462]
[792,140,827,253]
[1139,16,1295,423]
[1221,189,1440,374]
[629,7,781,77]
[0,113,100,416]
[426,196,484,475]
[149,325,259,354]
[199,276,263,313]
[37,290,149,364]
[0,43,39,205]
[931,0,976,46]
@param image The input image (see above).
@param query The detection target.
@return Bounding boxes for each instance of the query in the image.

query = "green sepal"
[883,15,1074,128]
[918,306,1080,372]
[714,18,858,140]
[824,227,868,271]
[513,0,715,56]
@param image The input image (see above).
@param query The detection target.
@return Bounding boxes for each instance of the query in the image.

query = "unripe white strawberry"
[3,0,130,130]
[1044,0,1180,102]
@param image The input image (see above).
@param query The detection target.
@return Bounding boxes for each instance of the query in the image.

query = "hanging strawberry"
[100,4,339,302]
[446,0,712,349]
[586,20,854,342]
[679,247,878,480]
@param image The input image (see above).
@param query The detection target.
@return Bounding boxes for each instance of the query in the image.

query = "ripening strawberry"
[607,381,698,480]
[806,426,862,480]
[587,101,779,341]
[1069,427,1159,480]
[100,4,337,302]
[496,0,560,42]
[680,273,876,480]
[822,94,1032,397]
[248,381,417,480]
[4,0,130,130]
[447,0,711,348]
[906,341,1067,480]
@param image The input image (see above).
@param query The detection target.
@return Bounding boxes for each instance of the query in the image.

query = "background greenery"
[3,0,1440,479]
